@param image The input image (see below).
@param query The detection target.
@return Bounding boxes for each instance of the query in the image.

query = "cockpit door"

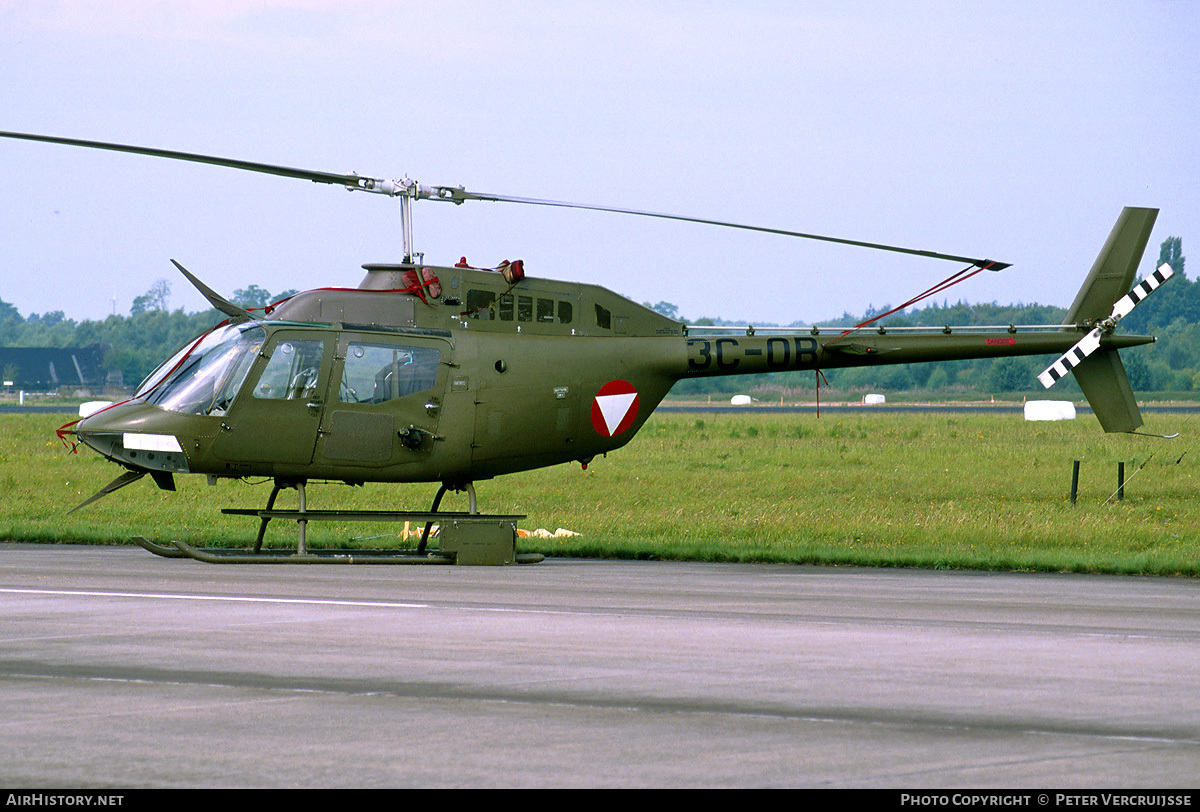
[211,331,333,466]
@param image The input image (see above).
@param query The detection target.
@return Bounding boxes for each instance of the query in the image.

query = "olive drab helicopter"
[0,130,1174,564]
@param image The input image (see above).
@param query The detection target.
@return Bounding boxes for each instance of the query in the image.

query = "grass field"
[1,409,1196,575]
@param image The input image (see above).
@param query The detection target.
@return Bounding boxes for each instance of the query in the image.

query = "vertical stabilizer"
[1052,207,1160,433]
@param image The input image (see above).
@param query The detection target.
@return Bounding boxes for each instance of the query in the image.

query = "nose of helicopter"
[74,400,191,474]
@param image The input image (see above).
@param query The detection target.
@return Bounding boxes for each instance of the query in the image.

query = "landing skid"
[135,536,462,564]
[133,480,545,565]
[132,536,188,558]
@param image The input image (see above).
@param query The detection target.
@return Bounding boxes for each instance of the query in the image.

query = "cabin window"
[339,342,441,403]
[517,295,534,322]
[466,289,573,327]
[464,289,495,320]
[595,304,611,330]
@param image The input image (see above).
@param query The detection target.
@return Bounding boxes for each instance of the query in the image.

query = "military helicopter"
[0,131,1172,564]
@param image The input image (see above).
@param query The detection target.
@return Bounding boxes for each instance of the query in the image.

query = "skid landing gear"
[134,479,544,565]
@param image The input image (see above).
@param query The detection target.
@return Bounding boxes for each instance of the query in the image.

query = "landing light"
[123,433,184,453]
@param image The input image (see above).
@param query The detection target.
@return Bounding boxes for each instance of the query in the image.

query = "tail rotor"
[1037,262,1174,389]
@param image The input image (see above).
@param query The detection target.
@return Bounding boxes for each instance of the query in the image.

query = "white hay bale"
[1024,400,1076,422]
[730,395,753,406]
[864,394,886,405]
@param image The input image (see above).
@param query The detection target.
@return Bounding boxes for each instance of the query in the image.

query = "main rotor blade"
[0,130,386,191]
[1,129,1008,268]
[448,190,1010,270]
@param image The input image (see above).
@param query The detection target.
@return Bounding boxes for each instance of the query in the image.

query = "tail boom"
[681,330,1153,378]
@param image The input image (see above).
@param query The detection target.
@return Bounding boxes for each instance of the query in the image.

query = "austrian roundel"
[591,380,640,437]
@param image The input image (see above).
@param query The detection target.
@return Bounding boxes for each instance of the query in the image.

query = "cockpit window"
[138,324,265,416]
[252,339,326,400]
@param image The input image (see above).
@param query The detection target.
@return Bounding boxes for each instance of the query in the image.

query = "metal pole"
[1070,460,1080,505]
[1117,461,1125,502]
[296,481,308,556]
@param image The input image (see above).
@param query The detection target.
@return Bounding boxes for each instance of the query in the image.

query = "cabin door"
[318,333,452,467]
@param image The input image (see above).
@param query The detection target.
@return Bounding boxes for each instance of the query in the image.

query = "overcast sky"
[1,0,1197,326]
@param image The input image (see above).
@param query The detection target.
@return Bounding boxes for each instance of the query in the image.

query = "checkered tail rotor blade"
[1037,263,1174,389]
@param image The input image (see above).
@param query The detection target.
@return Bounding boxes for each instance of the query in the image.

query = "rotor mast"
[399,192,416,264]
[347,176,467,264]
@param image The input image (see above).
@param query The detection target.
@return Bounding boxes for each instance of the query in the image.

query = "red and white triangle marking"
[591,380,639,437]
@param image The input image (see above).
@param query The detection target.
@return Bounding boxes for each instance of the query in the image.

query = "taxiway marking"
[0,587,428,610]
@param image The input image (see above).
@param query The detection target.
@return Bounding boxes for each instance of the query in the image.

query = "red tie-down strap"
[815,369,830,419]
[56,396,134,452]
[57,419,81,452]
[401,268,442,303]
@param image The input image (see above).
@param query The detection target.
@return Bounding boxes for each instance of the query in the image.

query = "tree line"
[0,281,295,390]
